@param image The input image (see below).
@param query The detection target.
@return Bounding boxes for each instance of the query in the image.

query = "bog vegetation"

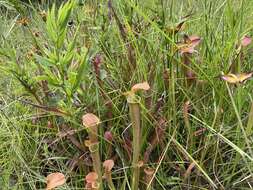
[1,0,253,189]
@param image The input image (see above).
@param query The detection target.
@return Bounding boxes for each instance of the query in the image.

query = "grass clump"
[1,0,253,189]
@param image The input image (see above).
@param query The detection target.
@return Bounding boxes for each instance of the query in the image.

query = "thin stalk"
[183,101,194,152]
[246,102,253,137]
[104,171,116,190]
[226,83,253,155]
[88,142,102,188]
[127,95,141,190]
[83,114,103,190]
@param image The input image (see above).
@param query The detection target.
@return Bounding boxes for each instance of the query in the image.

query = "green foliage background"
[1,0,253,189]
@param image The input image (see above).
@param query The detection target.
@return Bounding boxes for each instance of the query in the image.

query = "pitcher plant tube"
[124,81,150,190]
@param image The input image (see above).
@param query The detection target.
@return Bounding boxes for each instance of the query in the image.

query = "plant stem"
[89,134,103,190]
[105,172,116,190]
[127,95,141,190]
[82,113,103,190]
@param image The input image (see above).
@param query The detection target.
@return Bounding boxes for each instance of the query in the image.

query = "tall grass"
[1,0,253,189]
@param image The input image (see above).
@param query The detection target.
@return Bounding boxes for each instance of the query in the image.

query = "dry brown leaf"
[46,172,66,190]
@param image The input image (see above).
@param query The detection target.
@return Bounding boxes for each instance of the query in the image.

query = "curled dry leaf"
[131,82,150,93]
[46,172,66,190]
[241,36,252,47]
[103,159,114,172]
[220,72,253,84]
[82,113,100,128]
[85,172,98,183]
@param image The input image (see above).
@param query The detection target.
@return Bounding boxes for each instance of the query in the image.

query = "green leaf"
[57,28,68,49]
[58,1,75,30]
[62,25,80,67]
[34,56,61,87]
[46,4,57,43]
[34,55,55,67]
[7,0,25,14]
[71,48,88,95]
[57,1,75,48]
[33,75,49,82]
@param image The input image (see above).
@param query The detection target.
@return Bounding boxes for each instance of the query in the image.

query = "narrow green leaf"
[71,49,88,95]
[34,55,55,67]
[46,4,57,43]
[190,114,253,161]
[62,25,80,67]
